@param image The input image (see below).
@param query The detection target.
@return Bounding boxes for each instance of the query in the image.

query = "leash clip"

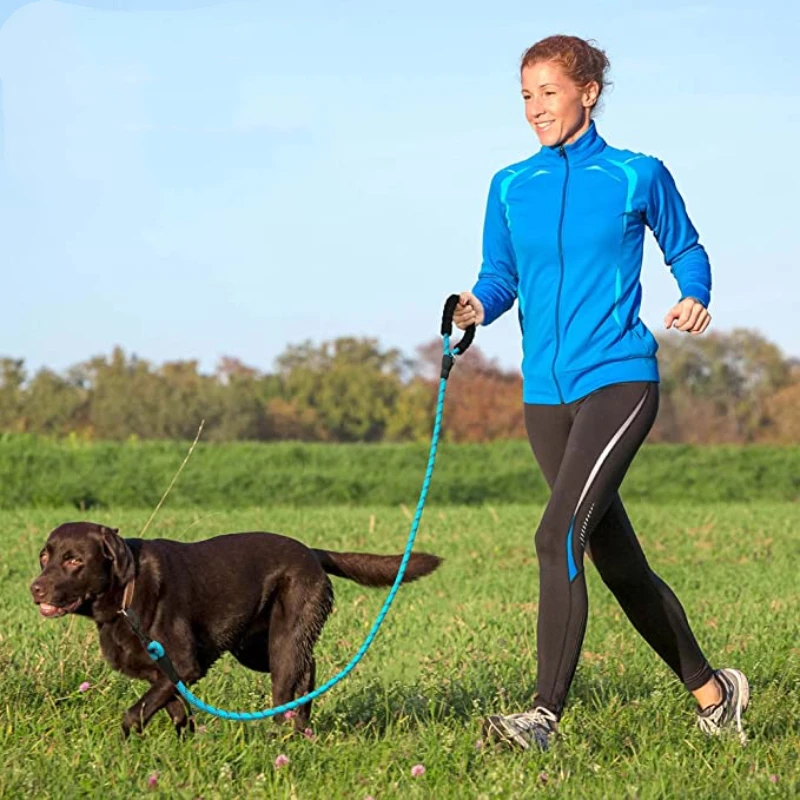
[119,607,184,686]
[440,351,455,380]
[120,607,152,648]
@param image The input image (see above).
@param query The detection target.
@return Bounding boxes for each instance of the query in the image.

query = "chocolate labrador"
[30,521,441,737]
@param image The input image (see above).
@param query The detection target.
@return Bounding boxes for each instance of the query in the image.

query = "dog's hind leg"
[292,656,316,729]
[268,641,316,731]
[268,581,332,731]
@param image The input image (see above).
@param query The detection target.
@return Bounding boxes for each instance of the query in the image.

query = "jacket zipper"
[552,145,569,404]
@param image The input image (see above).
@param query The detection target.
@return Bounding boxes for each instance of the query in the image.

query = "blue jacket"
[472,121,711,405]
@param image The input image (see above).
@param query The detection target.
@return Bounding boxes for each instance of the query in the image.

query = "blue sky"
[1,0,798,378]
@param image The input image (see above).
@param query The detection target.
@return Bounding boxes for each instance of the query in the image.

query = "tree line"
[1,328,797,444]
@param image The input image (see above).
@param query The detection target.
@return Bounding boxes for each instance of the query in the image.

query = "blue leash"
[121,297,475,721]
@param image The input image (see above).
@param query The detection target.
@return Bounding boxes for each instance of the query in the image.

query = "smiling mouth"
[536,121,555,130]
[37,599,84,618]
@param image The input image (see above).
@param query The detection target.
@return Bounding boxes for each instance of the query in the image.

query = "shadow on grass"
[318,670,671,737]
[314,667,795,743]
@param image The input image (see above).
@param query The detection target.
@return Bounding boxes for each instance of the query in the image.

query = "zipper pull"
[559,145,566,159]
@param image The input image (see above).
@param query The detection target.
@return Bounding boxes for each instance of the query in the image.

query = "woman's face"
[521,60,598,148]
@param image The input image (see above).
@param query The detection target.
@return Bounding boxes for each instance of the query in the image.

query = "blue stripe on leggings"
[566,517,578,581]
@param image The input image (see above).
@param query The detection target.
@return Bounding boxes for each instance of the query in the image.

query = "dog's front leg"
[122,680,178,738]
[165,697,196,737]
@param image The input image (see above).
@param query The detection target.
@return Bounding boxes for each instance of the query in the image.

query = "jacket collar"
[536,120,606,165]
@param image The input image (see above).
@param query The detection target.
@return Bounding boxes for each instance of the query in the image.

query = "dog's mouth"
[37,598,84,618]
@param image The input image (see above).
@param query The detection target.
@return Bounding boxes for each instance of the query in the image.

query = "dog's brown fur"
[30,521,441,737]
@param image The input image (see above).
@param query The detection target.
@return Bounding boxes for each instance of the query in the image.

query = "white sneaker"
[696,668,750,745]
[482,706,559,751]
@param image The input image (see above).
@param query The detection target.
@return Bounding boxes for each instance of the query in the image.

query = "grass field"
[1,503,798,799]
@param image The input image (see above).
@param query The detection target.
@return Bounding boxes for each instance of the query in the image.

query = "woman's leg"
[485,381,748,750]
[528,382,659,716]
[588,495,715,693]
[485,381,659,750]
[588,469,749,738]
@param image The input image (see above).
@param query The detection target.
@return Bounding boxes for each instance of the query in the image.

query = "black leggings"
[525,381,714,717]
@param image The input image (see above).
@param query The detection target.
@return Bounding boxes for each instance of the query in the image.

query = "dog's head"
[30,522,134,618]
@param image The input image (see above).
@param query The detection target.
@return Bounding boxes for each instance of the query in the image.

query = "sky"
[1,0,798,379]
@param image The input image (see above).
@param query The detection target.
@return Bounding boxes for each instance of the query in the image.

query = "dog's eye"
[64,557,83,568]
[39,552,48,565]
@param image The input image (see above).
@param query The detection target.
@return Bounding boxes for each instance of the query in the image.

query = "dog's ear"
[97,526,135,585]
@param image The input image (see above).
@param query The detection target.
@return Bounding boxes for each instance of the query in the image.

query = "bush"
[0,434,797,509]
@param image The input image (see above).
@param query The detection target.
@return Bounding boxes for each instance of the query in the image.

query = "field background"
[1,442,798,798]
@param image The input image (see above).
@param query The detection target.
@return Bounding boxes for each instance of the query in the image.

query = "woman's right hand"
[453,291,485,330]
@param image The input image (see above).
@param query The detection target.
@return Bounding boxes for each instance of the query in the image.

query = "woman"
[454,35,749,751]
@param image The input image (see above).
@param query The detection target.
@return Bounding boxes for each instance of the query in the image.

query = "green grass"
[1,503,798,799]
[2,435,798,508]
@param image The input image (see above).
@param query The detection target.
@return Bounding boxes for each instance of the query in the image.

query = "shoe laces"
[697,703,725,735]
[512,706,559,734]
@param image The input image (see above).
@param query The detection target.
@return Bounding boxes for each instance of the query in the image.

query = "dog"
[30,521,441,737]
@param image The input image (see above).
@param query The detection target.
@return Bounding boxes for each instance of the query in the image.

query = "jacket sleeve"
[645,160,712,308]
[471,171,518,325]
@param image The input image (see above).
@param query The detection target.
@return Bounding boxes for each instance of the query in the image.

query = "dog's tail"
[311,549,442,587]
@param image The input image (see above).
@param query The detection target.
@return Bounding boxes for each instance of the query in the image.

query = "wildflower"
[274,754,290,769]
[147,773,159,789]
[79,681,91,693]
[410,764,425,778]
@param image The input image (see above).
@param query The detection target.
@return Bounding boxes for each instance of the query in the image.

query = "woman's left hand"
[664,298,711,335]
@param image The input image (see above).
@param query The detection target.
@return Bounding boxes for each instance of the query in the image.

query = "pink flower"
[283,710,297,720]
[78,681,91,693]
[274,754,290,769]
[303,727,316,741]
[770,775,779,784]
[365,796,376,800]
[475,739,484,750]
[539,771,549,785]
[410,764,426,778]
[147,773,159,789]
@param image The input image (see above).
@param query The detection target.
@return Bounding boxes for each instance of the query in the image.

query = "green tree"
[0,358,26,432]
[23,368,85,435]
[210,357,277,441]
[276,338,408,442]
[656,329,792,442]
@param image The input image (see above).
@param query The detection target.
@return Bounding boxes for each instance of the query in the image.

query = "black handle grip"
[441,294,476,356]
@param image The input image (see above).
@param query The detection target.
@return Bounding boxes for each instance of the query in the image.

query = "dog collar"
[120,578,136,614]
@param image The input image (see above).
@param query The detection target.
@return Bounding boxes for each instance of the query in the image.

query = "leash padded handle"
[441,294,476,355]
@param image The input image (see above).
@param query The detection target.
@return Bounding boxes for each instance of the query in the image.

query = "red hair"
[521,35,611,106]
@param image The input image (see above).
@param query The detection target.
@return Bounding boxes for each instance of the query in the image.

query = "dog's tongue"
[39,603,62,617]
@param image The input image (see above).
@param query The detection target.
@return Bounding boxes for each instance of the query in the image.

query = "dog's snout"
[30,579,47,601]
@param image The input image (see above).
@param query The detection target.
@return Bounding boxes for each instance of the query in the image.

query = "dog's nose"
[30,580,46,601]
